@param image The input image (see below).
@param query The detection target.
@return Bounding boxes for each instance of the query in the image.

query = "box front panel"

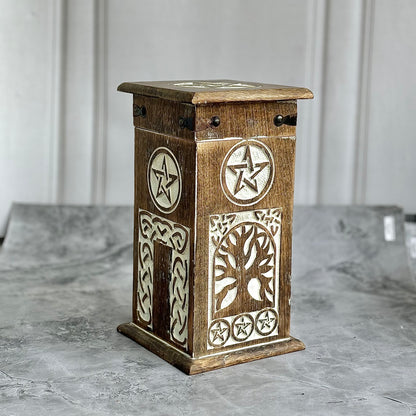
[194,135,296,357]
[134,129,196,353]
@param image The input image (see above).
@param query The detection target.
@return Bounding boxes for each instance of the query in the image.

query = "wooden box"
[117,80,313,374]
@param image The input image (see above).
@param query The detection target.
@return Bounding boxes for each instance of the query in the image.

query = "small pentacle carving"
[213,222,276,318]
[220,140,274,206]
[173,81,261,89]
[231,314,254,342]
[147,147,182,214]
[208,319,230,347]
[255,308,278,336]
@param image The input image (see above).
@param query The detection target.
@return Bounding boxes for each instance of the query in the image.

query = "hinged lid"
[117,79,313,104]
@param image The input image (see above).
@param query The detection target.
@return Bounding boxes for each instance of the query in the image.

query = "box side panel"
[193,104,297,357]
[133,95,195,140]
[195,101,297,140]
[133,128,196,354]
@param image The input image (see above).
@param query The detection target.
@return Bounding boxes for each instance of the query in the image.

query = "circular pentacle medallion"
[220,140,274,206]
[208,319,231,347]
[231,314,254,342]
[255,308,278,336]
[147,147,182,214]
[173,81,262,89]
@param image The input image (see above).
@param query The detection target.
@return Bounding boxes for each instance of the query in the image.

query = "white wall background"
[1,0,416,236]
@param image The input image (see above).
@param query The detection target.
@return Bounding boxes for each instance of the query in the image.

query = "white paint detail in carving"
[147,147,182,214]
[137,209,189,347]
[215,277,236,293]
[220,287,237,310]
[207,208,282,349]
[255,308,279,336]
[244,240,258,270]
[173,81,261,89]
[220,140,274,206]
[207,319,230,347]
[247,279,262,301]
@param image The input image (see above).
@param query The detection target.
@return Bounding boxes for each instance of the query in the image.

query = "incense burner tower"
[117,80,313,374]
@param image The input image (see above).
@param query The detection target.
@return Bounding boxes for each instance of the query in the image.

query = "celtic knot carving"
[209,214,237,246]
[254,208,281,236]
[137,210,190,347]
[140,213,188,254]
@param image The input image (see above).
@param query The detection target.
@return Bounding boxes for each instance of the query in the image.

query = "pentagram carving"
[255,308,278,336]
[232,314,254,341]
[173,81,262,89]
[147,147,182,213]
[221,140,274,206]
[208,319,230,347]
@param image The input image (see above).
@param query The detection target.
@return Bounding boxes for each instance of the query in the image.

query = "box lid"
[117,79,313,104]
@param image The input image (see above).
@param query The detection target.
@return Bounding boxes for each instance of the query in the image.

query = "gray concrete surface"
[0,204,415,415]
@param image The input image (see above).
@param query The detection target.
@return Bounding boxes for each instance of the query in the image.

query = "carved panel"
[220,140,274,206]
[147,147,182,214]
[137,209,190,347]
[207,208,282,349]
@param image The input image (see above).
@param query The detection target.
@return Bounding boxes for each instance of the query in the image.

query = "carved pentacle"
[208,319,231,347]
[173,81,262,89]
[232,314,254,342]
[147,147,182,214]
[221,140,274,206]
[255,308,278,336]
[213,222,276,318]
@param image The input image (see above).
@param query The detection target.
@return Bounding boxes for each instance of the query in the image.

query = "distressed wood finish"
[118,79,313,104]
[118,322,304,375]
[195,101,297,140]
[118,79,312,374]
[132,95,195,140]
[193,137,296,356]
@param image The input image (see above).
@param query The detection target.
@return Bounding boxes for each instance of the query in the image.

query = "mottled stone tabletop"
[0,204,415,415]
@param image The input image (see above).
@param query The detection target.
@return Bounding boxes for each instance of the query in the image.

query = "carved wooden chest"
[117,80,313,374]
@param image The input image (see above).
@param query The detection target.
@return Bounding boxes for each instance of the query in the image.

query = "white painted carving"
[207,208,281,349]
[147,147,182,214]
[231,314,254,342]
[137,209,190,347]
[208,319,230,347]
[220,140,274,206]
[213,223,275,313]
[255,308,278,336]
[173,81,262,89]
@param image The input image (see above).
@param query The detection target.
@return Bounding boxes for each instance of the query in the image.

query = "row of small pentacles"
[208,308,279,348]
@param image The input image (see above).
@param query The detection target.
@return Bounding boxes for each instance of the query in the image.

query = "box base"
[117,322,305,375]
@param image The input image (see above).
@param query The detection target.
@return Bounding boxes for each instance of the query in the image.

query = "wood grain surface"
[119,79,313,104]
[117,322,305,375]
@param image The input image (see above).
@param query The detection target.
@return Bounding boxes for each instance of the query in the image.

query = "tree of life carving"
[213,222,275,319]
